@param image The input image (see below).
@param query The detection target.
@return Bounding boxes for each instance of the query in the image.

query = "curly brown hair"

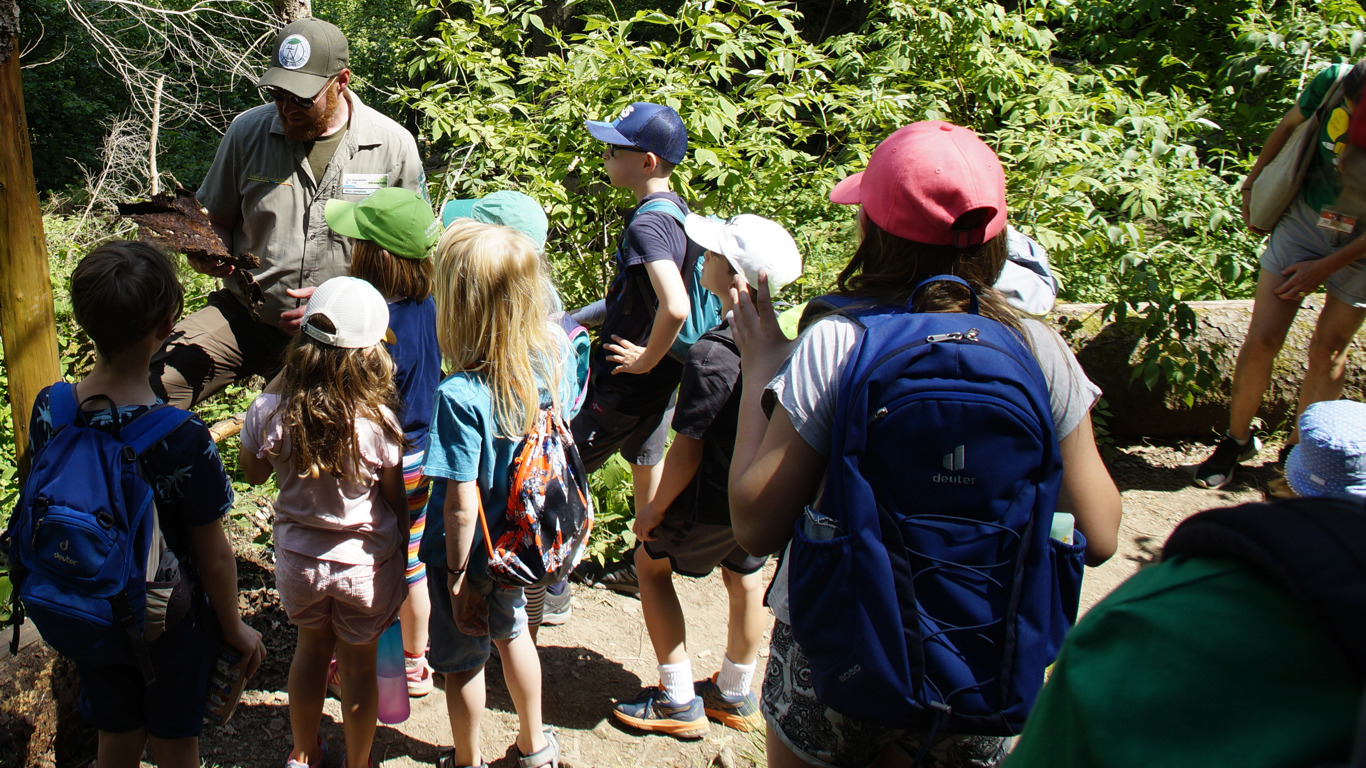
[275,322,407,482]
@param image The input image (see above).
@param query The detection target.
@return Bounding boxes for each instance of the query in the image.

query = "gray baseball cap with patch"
[256,17,349,99]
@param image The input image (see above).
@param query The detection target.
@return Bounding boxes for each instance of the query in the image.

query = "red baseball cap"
[830,121,1007,248]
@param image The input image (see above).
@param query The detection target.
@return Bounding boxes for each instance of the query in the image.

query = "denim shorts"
[762,621,1009,768]
[1261,196,1366,307]
[75,602,220,739]
[426,559,528,674]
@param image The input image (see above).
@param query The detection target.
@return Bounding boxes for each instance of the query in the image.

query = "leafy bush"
[398,0,1310,552]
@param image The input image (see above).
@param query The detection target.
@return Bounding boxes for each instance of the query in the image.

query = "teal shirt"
[1005,557,1359,768]
[418,342,578,567]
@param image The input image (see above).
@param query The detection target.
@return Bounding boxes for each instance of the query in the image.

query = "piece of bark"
[1049,298,1366,437]
[117,189,265,319]
[208,414,245,444]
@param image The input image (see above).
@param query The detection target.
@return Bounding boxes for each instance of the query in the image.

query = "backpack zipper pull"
[925,329,982,343]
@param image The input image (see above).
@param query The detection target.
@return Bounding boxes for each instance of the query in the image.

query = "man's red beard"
[279,85,341,142]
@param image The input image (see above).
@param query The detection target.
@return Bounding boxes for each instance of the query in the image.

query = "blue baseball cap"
[1286,400,1366,499]
[586,102,689,165]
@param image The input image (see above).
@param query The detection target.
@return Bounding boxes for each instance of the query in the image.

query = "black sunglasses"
[607,144,646,157]
[263,76,336,110]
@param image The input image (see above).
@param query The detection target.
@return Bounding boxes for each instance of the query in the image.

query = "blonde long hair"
[432,220,562,438]
[276,328,406,482]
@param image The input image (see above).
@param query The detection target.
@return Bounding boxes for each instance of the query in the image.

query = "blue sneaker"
[696,674,763,732]
[612,686,709,739]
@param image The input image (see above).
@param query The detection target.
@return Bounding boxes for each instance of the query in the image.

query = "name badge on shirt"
[342,174,390,196]
[1317,209,1357,234]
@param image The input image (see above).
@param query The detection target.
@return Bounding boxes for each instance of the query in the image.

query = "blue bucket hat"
[1286,400,1366,499]
[585,102,689,165]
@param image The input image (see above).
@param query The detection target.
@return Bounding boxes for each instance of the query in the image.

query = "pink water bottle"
[376,620,410,724]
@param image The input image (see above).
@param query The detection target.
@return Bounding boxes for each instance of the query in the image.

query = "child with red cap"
[728,121,1123,768]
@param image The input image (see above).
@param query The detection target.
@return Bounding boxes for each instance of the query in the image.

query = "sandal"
[516,729,560,768]
[434,747,488,768]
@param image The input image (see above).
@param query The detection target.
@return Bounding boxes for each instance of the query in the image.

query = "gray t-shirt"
[765,314,1101,624]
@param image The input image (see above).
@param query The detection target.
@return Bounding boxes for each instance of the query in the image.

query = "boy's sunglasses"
[607,143,646,157]
[262,76,336,110]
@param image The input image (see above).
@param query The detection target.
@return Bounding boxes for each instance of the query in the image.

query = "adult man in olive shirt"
[152,17,426,408]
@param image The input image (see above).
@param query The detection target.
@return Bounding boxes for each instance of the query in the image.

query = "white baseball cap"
[683,213,802,293]
[301,276,389,348]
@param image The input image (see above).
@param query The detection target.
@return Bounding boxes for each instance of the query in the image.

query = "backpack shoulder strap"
[1163,498,1366,686]
[634,197,686,225]
[48,381,79,431]
[121,405,195,457]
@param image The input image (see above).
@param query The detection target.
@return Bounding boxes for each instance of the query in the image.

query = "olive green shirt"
[197,92,426,328]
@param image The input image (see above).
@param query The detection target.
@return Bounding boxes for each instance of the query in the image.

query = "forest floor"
[0,434,1285,768]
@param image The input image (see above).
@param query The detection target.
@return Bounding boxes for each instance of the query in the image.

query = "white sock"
[716,656,755,699]
[658,660,695,704]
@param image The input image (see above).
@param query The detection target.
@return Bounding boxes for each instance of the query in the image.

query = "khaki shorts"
[150,290,291,408]
[275,547,405,645]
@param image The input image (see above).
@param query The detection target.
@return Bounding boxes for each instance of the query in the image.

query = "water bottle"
[376,620,410,724]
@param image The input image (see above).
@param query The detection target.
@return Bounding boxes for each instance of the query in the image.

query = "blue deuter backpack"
[625,198,721,362]
[787,277,1087,738]
[6,382,191,680]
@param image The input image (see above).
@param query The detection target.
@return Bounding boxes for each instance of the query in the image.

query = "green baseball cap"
[325,187,440,260]
[441,191,548,249]
[256,17,349,100]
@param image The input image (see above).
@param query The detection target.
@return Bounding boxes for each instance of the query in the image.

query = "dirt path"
[2,436,1284,768]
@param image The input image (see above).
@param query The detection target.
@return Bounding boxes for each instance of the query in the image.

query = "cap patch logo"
[278,34,311,70]
[617,104,635,121]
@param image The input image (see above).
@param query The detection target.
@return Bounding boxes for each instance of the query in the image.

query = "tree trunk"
[1048,298,1366,437]
[0,0,60,476]
[273,0,310,24]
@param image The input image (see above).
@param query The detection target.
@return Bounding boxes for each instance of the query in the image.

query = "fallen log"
[1049,298,1366,437]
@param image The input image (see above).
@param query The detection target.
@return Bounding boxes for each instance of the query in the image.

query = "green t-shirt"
[1004,557,1359,768]
[306,125,347,184]
[1299,63,1352,213]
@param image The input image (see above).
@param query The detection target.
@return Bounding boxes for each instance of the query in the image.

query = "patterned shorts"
[761,621,1009,768]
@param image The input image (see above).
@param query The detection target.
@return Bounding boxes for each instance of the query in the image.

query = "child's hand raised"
[729,271,794,386]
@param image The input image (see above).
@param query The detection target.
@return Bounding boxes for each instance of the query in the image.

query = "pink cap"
[830,121,1007,248]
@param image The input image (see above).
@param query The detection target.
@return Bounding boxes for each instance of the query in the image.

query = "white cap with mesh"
[683,213,803,293]
[301,276,390,348]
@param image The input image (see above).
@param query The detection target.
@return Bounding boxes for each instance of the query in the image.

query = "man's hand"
[1276,257,1335,301]
[279,286,317,334]
[607,335,651,375]
[187,253,235,278]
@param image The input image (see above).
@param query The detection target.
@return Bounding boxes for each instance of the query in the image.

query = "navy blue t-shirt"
[27,386,235,564]
[591,191,690,415]
[386,296,441,452]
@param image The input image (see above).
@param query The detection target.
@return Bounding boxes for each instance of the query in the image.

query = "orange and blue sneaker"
[696,674,763,732]
[611,686,709,740]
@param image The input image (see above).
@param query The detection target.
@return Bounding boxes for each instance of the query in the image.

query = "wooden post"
[0,0,60,474]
